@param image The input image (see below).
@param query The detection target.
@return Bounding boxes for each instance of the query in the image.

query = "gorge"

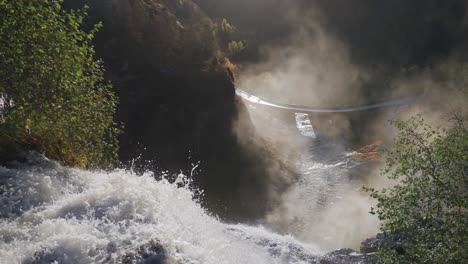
[1,0,467,263]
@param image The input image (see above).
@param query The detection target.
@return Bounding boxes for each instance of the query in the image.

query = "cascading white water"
[264,139,381,251]
[0,154,324,264]
[238,102,381,252]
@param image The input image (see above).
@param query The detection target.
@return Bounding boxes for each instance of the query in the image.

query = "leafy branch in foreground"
[0,0,120,168]
[365,115,468,263]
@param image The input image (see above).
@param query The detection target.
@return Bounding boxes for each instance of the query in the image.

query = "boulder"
[317,248,379,264]
[118,240,167,264]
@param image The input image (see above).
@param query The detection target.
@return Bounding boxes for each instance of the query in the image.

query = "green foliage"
[212,18,236,36]
[365,115,468,263]
[0,0,119,168]
[211,18,243,57]
[227,40,245,56]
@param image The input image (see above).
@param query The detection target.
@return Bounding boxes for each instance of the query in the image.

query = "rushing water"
[0,106,382,263]
[0,154,329,263]
[0,147,379,264]
[243,104,382,252]
[265,137,381,251]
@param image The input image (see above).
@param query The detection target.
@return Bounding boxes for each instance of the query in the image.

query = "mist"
[3,1,467,262]
[234,19,382,250]
[230,0,468,251]
[239,29,366,107]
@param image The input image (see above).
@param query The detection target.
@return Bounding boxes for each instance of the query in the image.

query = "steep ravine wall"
[64,0,296,221]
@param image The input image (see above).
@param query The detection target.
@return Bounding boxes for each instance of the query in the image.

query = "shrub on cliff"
[365,115,468,263]
[0,0,119,168]
[227,40,245,56]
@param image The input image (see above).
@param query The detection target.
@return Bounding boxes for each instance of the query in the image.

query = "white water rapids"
[0,96,384,263]
[0,140,381,264]
[0,145,380,264]
[0,154,330,264]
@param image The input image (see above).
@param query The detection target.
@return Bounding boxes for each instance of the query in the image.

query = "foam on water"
[0,154,321,264]
[264,139,381,251]
[295,113,316,138]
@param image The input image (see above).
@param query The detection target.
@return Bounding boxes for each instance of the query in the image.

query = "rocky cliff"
[64,0,296,221]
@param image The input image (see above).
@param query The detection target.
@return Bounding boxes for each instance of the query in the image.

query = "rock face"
[118,240,167,264]
[115,238,379,264]
[64,0,296,221]
[317,249,379,264]
[361,231,415,256]
[351,141,383,163]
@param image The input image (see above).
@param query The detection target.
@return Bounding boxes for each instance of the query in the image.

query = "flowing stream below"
[0,100,384,263]
[0,144,379,264]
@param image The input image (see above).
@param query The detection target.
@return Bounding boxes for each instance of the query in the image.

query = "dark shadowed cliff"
[63,0,296,221]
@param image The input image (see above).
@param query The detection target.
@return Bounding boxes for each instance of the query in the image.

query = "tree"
[365,115,468,263]
[0,0,119,168]
[211,18,240,51]
[227,40,245,56]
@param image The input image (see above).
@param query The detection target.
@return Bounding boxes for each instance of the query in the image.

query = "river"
[0,97,385,263]
[0,151,379,263]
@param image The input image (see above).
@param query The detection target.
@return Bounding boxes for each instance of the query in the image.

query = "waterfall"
[0,154,326,264]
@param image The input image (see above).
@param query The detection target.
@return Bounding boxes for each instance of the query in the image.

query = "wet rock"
[227,227,379,264]
[361,228,439,257]
[118,240,167,264]
[317,248,379,264]
[361,233,391,254]
[27,246,90,264]
[26,241,167,264]
[351,141,383,163]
